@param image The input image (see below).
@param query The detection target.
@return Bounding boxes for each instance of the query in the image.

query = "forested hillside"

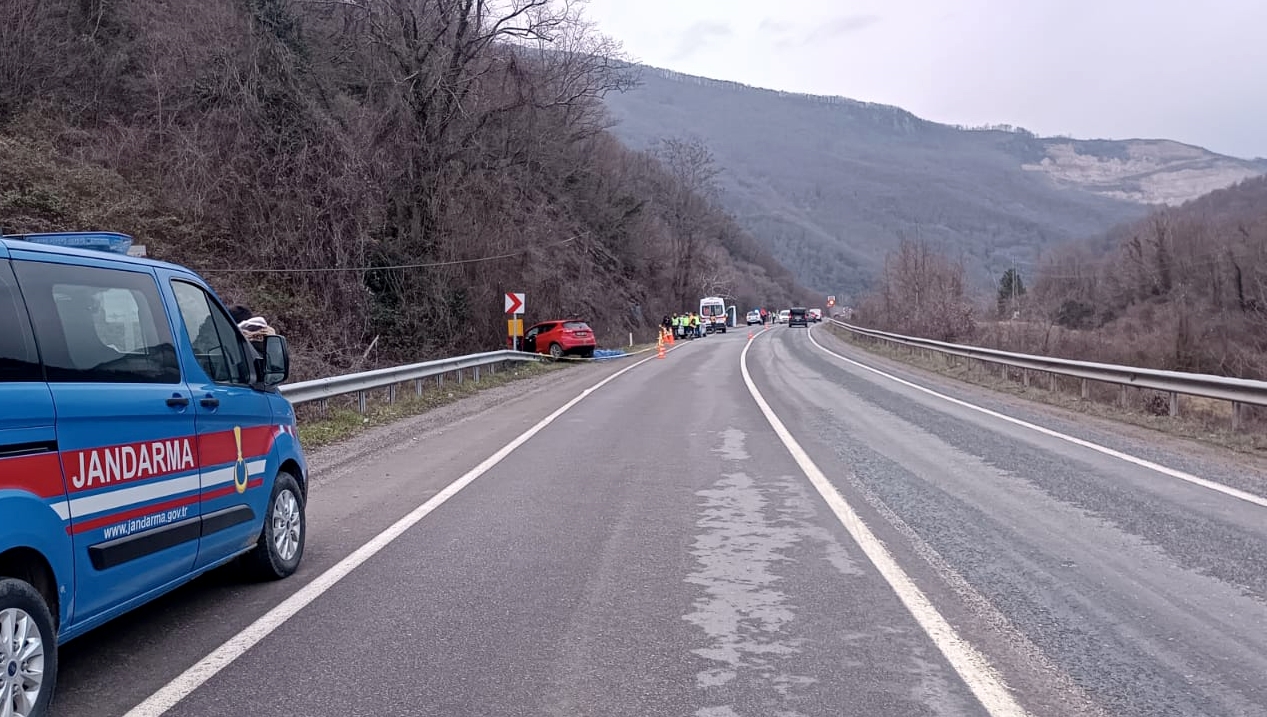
[0,0,809,376]
[1023,176,1267,378]
[856,176,1267,380]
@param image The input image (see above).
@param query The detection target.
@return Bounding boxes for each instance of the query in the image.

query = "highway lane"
[752,325,1267,717]
[112,329,993,717]
[52,324,1267,716]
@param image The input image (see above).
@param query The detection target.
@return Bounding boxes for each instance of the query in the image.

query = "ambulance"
[698,296,729,334]
[0,232,308,716]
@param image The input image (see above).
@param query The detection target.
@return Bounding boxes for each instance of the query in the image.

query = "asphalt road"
[52,325,1267,717]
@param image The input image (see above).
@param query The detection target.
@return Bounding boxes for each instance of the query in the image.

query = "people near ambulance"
[690,312,701,338]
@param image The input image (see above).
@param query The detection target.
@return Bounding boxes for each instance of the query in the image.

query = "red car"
[522,319,596,358]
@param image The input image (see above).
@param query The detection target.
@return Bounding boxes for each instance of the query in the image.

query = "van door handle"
[200,396,220,409]
[166,394,190,408]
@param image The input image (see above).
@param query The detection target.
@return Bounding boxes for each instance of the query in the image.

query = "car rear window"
[564,322,590,330]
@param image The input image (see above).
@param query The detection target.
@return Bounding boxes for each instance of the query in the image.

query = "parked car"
[746,309,762,326]
[0,231,308,716]
[777,309,790,324]
[523,320,596,358]
[788,307,809,327]
[808,308,823,323]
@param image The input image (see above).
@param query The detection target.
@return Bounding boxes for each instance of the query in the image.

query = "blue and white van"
[0,232,307,716]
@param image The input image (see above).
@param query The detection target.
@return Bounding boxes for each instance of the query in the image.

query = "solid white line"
[124,353,663,717]
[741,333,1031,717]
[807,326,1267,510]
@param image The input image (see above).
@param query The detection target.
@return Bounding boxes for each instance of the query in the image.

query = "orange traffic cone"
[657,340,666,359]
[748,328,754,340]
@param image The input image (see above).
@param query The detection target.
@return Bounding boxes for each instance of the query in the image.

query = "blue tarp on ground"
[593,349,627,360]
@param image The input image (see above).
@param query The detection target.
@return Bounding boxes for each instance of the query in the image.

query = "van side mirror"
[261,334,290,386]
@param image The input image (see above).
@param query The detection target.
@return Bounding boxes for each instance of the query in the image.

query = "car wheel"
[549,343,564,359]
[247,471,305,580]
[0,578,56,717]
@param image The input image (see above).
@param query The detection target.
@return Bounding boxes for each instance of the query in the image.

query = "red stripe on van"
[200,477,265,502]
[0,453,65,499]
[198,426,276,467]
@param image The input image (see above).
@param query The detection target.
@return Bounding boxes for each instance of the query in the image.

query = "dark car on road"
[788,307,809,327]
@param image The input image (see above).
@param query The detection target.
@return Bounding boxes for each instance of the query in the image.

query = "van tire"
[0,578,57,717]
[247,471,305,581]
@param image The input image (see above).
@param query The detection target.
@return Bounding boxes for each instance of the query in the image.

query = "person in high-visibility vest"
[690,312,701,338]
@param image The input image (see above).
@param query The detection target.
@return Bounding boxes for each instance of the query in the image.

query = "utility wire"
[199,234,583,274]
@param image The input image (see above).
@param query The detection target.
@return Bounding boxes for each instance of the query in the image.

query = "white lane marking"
[69,475,201,518]
[125,354,664,717]
[807,326,1267,510]
[741,334,1031,717]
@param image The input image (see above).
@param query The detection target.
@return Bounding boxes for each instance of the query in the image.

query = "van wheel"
[0,578,56,717]
[549,343,564,359]
[247,471,305,581]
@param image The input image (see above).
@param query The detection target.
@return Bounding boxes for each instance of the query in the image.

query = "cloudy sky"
[583,0,1267,158]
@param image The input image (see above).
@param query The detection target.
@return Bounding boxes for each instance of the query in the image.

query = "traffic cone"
[748,328,754,340]
[657,339,665,359]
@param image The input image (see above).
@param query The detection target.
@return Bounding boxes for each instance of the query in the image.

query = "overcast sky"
[583,0,1267,159]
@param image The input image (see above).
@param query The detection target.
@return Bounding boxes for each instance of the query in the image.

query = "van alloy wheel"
[1,607,45,717]
[272,488,302,562]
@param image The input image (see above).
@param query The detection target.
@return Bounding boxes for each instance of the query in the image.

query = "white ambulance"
[698,296,728,334]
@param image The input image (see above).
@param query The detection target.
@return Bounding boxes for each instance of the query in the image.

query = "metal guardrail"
[279,350,542,410]
[827,319,1267,426]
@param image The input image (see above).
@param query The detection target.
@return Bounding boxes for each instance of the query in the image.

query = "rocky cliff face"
[1024,139,1267,205]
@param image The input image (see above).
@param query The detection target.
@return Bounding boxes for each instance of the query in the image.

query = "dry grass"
[828,325,1267,454]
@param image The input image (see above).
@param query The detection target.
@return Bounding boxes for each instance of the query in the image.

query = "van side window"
[171,281,251,385]
[13,261,180,384]
[0,260,41,382]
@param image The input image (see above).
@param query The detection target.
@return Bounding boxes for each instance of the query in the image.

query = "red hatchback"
[522,320,597,358]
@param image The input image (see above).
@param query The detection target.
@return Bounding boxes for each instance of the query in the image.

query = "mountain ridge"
[603,65,1267,296]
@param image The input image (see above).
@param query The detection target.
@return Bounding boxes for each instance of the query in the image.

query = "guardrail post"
[437,372,444,388]
[415,378,423,397]
[1169,392,1178,417]
[357,391,367,414]
[1232,402,1243,431]
[1081,379,1089,400]
[456,368,464,385]
[1049,373,1057,392]
[387,384,396,404]
[1119,384,1128,408]
[318,398,328,417]
[1023,369,1030,388]
[474,365,481,383]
